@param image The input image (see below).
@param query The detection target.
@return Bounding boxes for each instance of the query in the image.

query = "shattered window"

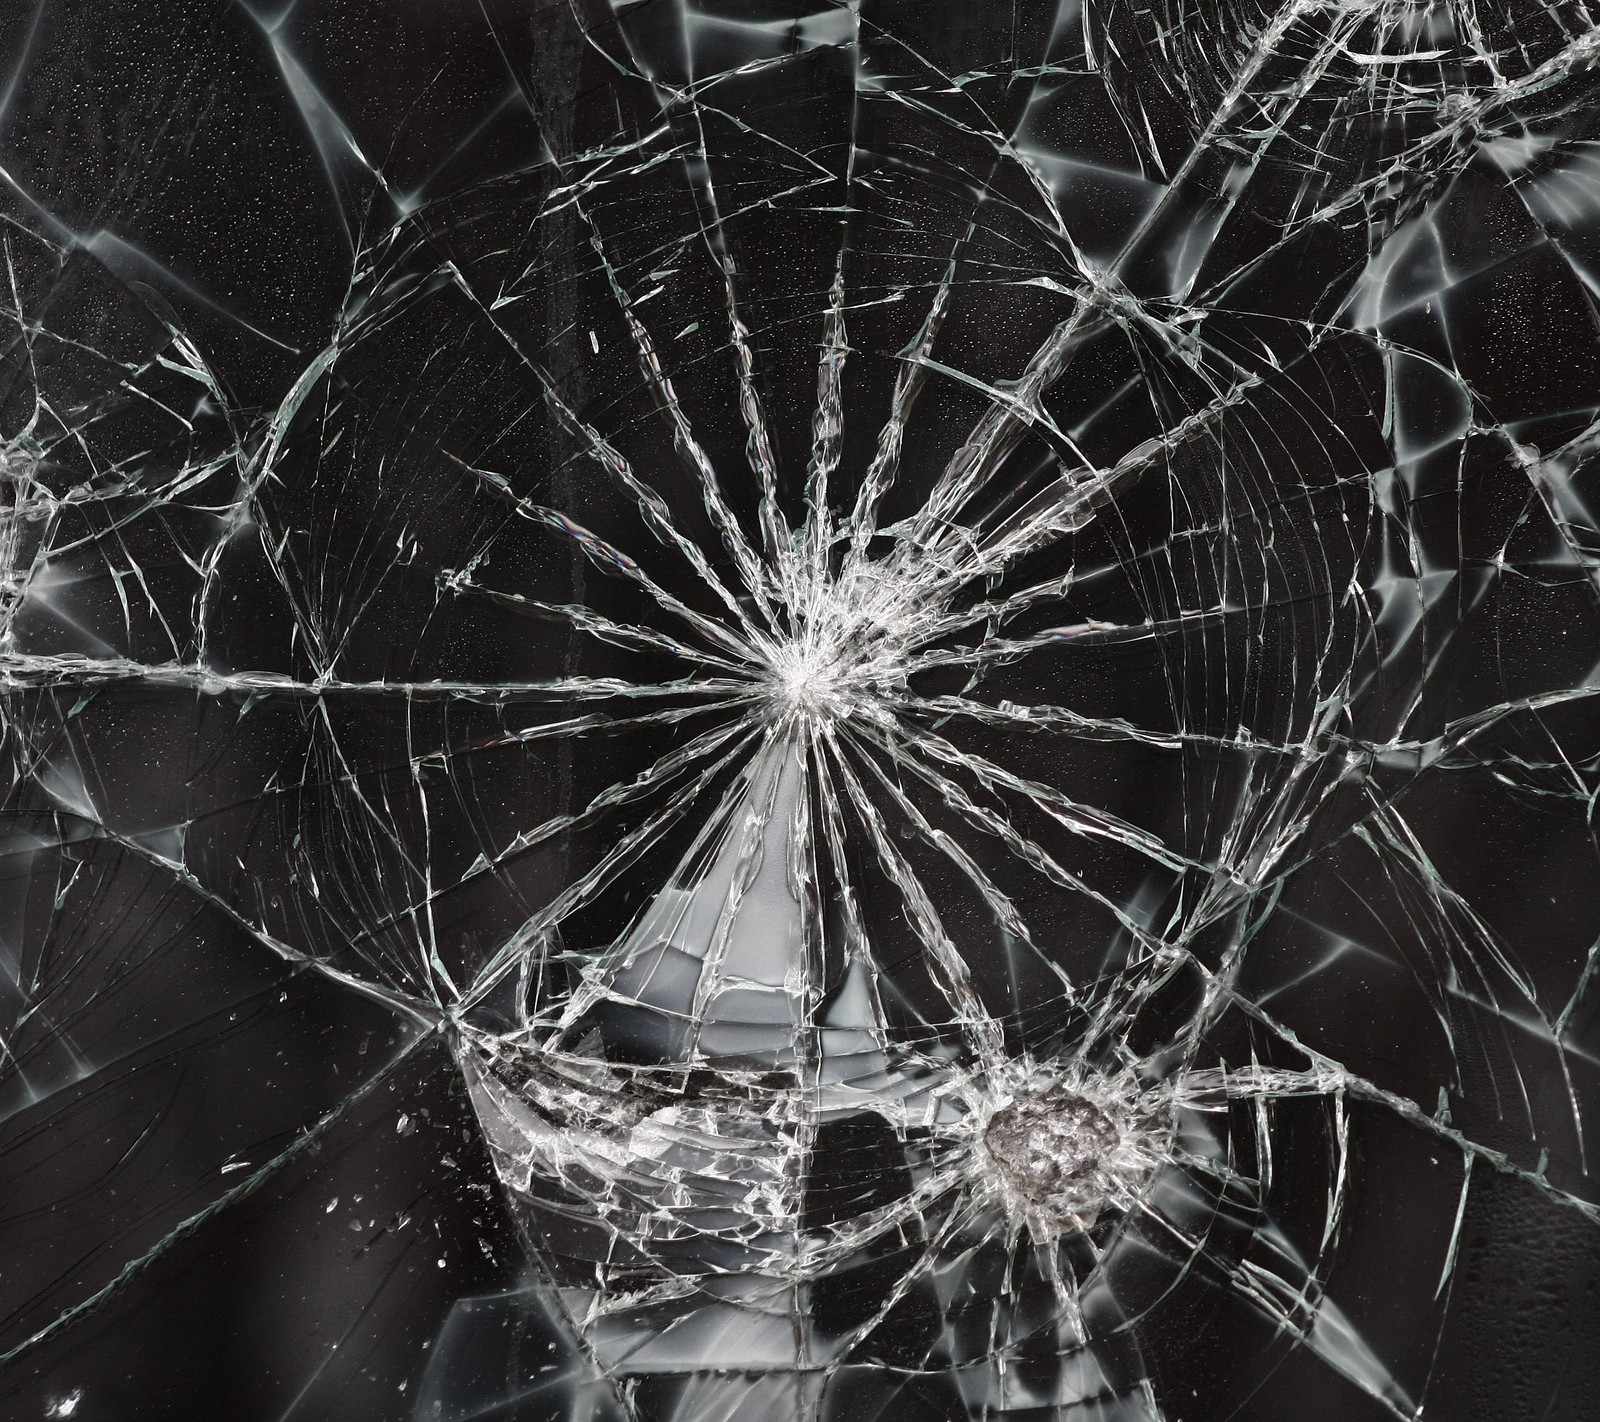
[4,1,1600,1418]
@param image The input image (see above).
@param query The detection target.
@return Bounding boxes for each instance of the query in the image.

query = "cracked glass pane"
[3,1,1600,1419]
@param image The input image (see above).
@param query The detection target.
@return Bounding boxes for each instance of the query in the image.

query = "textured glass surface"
[3,3,1600,1419]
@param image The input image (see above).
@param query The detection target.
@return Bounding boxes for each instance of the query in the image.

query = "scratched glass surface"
[2,2,1600,1419]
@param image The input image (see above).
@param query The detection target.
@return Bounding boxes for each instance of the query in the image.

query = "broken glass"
[2,1,1599,1418]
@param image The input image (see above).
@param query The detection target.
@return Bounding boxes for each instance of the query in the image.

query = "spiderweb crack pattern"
[2,1,1600,1418]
